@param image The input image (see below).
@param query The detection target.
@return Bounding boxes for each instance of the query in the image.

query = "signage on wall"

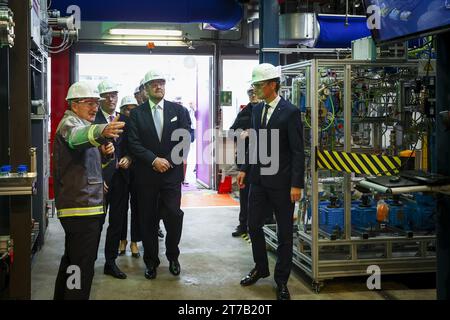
[220,91,232,106]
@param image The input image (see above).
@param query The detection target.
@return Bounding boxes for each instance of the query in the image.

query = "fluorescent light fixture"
[103,40,188,47]
[109,28,183,37]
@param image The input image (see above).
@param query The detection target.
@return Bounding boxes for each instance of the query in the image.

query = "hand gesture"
[102,115,125,139]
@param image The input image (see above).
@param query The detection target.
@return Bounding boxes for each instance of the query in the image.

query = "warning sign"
[418,60,436,76]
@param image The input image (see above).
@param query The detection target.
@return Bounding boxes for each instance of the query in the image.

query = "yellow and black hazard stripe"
[316,149,401,176]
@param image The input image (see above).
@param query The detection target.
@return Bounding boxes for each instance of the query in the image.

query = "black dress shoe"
[145,267,157,279]
[276,284,291,300]
[232,226,247,237]
[240,268,270,286]
[169,260,181,276]
[158,229,164,238]
[104,263,127,279]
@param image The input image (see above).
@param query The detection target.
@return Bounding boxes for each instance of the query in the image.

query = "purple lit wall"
[196,58,213,187]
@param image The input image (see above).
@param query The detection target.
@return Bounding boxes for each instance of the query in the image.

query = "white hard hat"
[66,81,102,101]
[251,63,281,84]
[139,79,145,87]
[120,96,138,108]
[143,69,165,85]
[134,86,140,94]
[97,80,119,95]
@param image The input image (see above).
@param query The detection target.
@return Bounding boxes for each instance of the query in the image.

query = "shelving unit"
[263,59,438,292]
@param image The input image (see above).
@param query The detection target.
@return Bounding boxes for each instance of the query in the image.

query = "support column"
[435,32,450,301]
[9,0,31,300]
[0,34,10,231]
[259,0,279,65]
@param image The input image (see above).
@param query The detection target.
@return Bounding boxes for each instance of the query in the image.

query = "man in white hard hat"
[53,81,125,300]
[133,84,165,239]
[117,96,141,258]
[138,78,149,103]
[128,69,190,280]
[237,63,305,300]
[95,80,132,280]
[120,95,138,117]
[134,86,145,105]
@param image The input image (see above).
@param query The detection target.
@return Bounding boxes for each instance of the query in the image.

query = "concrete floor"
[31,192,436,300]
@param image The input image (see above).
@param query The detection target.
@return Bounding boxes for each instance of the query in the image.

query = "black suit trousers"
[54,216,104,300]
[104,171,130,263]
[137,181,183,268]
[238,176,250,228]
[248,183,294,285]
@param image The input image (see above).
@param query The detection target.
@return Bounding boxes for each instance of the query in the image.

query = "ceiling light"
[109,29,183,37]
[103,40,188,47]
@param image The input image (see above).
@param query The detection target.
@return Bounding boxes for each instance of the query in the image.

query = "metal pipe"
[358,180,390,193]
[344,64,352,240]
[29,147,36,173]
[318,177,365,184]
[345,0,349,26]
[52,0,243,31]
[358,180,450,195]
[261,47,351,54]
[311,60,319,282]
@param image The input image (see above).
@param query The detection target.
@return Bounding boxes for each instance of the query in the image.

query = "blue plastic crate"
[307,201,331,225]
[319,204,344,230]
[326,207,345,228]
[385,200,408,229]
[353,206,377,229]
[352,200,377,229]
[415,193,435,207]
[404,202,436,231]
[319,204,361,230]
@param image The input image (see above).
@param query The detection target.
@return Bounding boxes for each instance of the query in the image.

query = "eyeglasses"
[74,100,100,107]
[252,81,268,89]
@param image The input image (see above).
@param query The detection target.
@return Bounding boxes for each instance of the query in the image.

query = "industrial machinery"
[0,1,14,48]
[0,0,79,298]
[264,58,443,293]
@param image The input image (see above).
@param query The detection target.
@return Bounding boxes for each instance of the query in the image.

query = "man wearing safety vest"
[53,81,125,300]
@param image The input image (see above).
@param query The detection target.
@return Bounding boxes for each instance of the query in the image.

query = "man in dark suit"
[94,80,131,280]
[237,63,305,300]
[128,70,190,280]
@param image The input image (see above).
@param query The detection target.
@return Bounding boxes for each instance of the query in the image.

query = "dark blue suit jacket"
[243,97,305,189]
[94,110,130,185]
[128,100,190,185]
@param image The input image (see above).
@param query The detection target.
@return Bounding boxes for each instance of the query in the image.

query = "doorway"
[76,53,213,187]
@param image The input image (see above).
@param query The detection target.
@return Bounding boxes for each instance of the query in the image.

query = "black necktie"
[261,104,270,128]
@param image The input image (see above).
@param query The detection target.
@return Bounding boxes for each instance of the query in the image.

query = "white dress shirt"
[261,95,281,125]
[149,99,165,124]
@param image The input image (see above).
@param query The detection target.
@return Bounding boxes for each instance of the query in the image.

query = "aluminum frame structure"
[263,59,436,293]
